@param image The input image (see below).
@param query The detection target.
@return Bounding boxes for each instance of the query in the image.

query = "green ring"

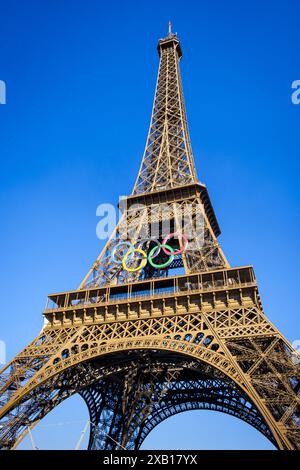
[148,244,174,269]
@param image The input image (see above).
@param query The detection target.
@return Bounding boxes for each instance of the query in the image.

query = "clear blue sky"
[0,0,299,450]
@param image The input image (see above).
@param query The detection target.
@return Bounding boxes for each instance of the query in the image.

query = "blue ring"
[111,241,134,264]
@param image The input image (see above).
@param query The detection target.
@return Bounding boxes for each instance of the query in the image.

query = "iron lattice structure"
[0,27,300,450]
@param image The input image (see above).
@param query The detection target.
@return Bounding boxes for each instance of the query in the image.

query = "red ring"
[162,233,188,255]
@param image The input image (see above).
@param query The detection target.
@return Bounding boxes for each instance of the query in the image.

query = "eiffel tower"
[0,24,299,451]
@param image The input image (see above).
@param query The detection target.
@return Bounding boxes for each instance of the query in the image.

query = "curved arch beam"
[0,339,294,449]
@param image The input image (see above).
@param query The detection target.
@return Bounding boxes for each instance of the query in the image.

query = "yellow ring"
[122,248,147,272]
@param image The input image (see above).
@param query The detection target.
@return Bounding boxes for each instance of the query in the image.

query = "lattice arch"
[0,348,278,450]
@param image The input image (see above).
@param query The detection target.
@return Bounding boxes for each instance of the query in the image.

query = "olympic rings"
[162,233,189,256]
[111,233,188,272]
[148,244,174,269]
[122,248,147,272]
[111,241,134,264]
